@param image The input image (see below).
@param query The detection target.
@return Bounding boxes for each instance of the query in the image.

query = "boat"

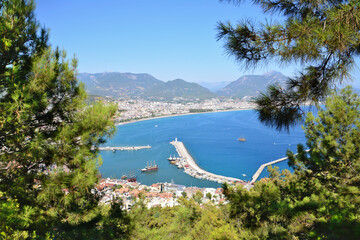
[141,161,158,172]
[238,138,246,142]
[121,174,127,180]
[167,155,174,161]
[169,160,176,165]
[127,176,136,182]
[242,174,246,177]
[127,171,136,182]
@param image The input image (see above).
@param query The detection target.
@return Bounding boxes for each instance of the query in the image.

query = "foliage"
[218,0,360,131]
[129,197,240,240]
[0,0,130,238]
[224,88,360,239]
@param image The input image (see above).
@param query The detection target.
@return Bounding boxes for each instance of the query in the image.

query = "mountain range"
[78,71,289,99]
[216,71,288,98]
[78,72,216,99]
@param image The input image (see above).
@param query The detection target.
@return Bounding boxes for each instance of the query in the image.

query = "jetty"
[98,145,151,151]
[250,149,310,184]
[250,156,289,184]
[170,138,243,184]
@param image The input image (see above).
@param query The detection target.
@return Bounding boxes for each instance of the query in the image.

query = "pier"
[99,145,151,151]
[170,138,243,184]
[250,156,289,184]
[250,149,309,184]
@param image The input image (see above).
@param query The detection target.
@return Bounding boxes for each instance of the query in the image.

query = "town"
[107,97,256,123]
[97,177,229,210]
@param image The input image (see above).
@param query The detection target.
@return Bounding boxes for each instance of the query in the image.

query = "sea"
[99,110,307,188]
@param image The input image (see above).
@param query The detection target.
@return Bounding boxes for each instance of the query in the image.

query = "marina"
[99,145,151,151]
[170,138,243,184]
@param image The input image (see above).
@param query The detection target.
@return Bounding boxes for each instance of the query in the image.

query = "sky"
[35,0,360,86]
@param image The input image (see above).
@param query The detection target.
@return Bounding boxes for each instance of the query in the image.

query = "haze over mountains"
[216,71,288,98]
[78,71,288,99]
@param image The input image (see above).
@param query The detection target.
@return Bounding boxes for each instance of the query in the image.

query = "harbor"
[99,145,151,151]
[170,138,243,184]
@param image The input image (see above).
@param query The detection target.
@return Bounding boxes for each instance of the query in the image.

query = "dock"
[99,145,151,151]
[170,138,243,184]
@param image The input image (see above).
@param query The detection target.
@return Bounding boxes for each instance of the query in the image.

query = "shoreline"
[115,107,255,126]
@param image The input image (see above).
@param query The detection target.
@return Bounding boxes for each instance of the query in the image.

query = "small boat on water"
[238,137,246,142]
[169,160,176,165]
[121,174,127,180]
[141,161,158,172]
[167,155,175,161]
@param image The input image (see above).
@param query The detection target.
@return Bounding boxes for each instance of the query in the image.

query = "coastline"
[115,107,255,126]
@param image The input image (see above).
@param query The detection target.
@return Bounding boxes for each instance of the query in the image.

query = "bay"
[99,110,306,188]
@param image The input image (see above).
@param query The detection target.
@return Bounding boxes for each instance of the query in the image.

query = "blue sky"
[35,0,360,86]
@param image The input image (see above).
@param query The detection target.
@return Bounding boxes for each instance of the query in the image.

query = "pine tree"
[224,88,360,239]
[0,1,130,238]
[218,0,360,131]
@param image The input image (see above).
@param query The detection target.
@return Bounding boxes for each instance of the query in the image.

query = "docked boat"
[167,155,175,161]
[238,137,246,142]
[141,161,158,172]
[169,160,176,165]
[126,171,136,182]
[121,174,127,180]
[127,176,136,182]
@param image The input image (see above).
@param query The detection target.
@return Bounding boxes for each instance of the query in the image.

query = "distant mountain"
[78,72,164,97]
[143,79,216,99]
[78,72,215,99]
[198,81,231,92]
[216,71,288,98]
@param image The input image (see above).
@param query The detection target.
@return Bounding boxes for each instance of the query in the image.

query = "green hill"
[78,72,215,99]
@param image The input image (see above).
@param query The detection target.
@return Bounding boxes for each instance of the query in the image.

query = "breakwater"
[170,138,243,184]
[250,156,289,183]
[99,145,151,151]
[250,149,310,184]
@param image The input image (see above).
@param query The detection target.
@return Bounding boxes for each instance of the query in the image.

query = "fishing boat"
[167,155,174,161]
[141,161,158,172]
[238,137,246,142]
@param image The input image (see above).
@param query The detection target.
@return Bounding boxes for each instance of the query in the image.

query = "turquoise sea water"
[99,110,306,188]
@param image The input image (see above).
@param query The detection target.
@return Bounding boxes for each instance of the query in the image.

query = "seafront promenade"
[170,138,243,184]
[99,145,151,151]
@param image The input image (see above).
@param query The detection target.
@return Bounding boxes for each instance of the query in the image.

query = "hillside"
[78,72,164,97]
[216,71,288,98]
[143,79,216,99]
[78,72,215,99]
